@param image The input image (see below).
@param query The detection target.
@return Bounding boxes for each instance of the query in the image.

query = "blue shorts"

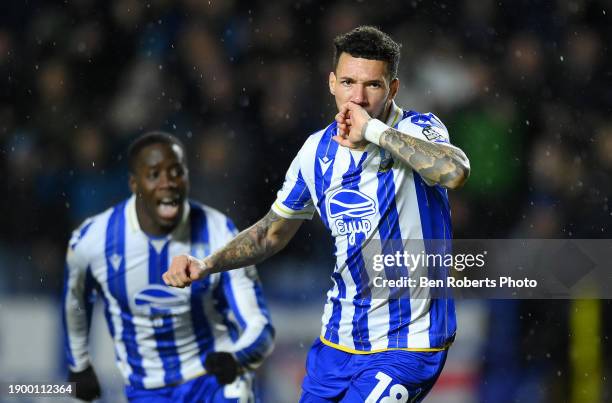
[125,373,255,403]
[300,338,448,403]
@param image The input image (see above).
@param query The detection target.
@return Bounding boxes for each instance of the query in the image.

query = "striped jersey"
[271,101,456,353]
[62,196,274,389]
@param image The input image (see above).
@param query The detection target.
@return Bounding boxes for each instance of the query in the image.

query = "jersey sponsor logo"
[326,188,377,245]
[133,284,190,314]
[327,189,376,219]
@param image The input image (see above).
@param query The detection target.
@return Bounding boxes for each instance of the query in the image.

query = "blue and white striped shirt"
[272,102,456,353]
[63,196,274,389]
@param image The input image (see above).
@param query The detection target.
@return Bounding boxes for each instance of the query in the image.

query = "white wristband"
[363,119,389,146]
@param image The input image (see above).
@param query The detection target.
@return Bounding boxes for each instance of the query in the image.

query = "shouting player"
[63,132,274,402]
[164,26,470,402]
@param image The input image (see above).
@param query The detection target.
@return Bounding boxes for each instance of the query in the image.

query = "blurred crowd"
[1,0,611,401]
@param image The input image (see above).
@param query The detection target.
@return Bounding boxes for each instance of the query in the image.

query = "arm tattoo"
[208,210,283,272]
[379,127,470,189]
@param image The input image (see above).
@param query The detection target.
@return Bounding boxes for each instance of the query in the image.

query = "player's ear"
[328,72,336,96]
[129,174,137,193]
[389,78,400,100]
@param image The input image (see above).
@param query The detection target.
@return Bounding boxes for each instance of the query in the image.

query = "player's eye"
[169,167,184,178]
[147,170,159,180]
[340,80,352,87]
[368,82,382,88]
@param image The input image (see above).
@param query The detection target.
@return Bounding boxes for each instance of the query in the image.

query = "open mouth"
[156,196,181,221]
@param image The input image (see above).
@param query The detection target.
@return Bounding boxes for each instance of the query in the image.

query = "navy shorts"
[300,338,448,403]
[125,373,254,403]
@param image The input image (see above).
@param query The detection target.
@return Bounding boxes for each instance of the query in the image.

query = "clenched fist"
[163,254,209,288]
[333,102,372,149]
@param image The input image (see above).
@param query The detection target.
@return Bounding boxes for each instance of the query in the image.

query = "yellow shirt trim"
[272,200,312,217]
[388,107,401,128]
[319,335,452,354]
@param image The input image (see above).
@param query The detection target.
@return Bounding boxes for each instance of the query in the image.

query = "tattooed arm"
[207,210,302,272]
[379,126,470,189]
[335,101,470,189]
[163,210,303,288]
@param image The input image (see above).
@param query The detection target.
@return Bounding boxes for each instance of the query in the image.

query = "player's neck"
[380,103,393,124]
[135,206,174,238]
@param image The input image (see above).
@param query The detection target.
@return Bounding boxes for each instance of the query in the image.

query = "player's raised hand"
[163,254,208,288]
[335,108,351,137]
[332,102,372,149]
[344,101,372,138]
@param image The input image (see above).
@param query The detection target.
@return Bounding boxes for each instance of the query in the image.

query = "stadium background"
[1,0,611,402]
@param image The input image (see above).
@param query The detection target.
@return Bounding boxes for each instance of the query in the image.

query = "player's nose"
[350,84,368,105]
[158,171,177,189]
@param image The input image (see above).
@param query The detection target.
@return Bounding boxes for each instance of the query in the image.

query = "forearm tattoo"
[209,210,283,272]
[380,127,470,188]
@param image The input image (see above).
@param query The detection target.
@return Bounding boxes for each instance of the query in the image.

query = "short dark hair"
[127,131,186,173]
[333,26,402,79]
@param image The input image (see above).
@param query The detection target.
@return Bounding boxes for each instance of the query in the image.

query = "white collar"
[384,101,403,127]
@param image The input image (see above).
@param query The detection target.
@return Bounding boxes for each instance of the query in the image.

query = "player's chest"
[309,147,409,205]
[87,238,217,310]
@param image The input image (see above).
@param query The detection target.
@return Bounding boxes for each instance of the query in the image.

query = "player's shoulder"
[399,109,447,127]
[307,121,337,143]
[398,108,450,143]
[400,110,446,129]
[67,201,121,258]
[298,121,338,156]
